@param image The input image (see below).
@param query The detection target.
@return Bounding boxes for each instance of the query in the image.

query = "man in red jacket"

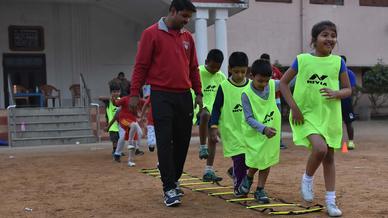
[129,0,202,207]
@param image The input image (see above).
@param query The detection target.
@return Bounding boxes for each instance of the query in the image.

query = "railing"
[6,105,16,148]
[80,73,91,107]
[7,74,15,106]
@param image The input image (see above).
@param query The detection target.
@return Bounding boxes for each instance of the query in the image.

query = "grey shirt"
[242,80,280,134]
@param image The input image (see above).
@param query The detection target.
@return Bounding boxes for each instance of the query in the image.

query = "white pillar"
[194,9,209,65]
[215,9,228,76]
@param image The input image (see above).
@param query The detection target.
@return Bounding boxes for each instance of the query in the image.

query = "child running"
[198,49,226,182]
[279,20,351,217]
[140,96,156,152]
[111,95,144,167]
[104,81,121,157]
[209,51,250,197]
[237,59,281,203]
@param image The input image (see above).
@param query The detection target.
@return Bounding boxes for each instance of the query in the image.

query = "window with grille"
[360,0,388,7]
[310,0,344,5]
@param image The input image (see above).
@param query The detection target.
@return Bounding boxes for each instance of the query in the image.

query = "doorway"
[2,53,47,107]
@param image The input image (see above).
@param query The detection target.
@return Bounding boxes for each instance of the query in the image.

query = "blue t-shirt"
[347,69,356,88]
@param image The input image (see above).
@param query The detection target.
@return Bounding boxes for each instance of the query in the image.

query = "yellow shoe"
[348,141,355,150]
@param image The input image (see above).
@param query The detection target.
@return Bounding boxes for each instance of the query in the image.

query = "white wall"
[0,1,142,108]
[207,0,388,67]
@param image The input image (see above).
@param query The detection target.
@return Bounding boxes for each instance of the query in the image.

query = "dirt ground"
[0,120,387,218]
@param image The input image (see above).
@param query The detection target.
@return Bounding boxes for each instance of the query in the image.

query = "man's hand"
[194,95,203,110]
[129,96,139,112]
[263,127,277,138]
[209,127,219,144]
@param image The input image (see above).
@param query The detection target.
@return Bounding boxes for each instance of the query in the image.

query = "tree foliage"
[363,59,388,113]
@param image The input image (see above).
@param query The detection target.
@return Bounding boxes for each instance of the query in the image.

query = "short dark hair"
[311,20,337,47]
[206,49,224,64]
[109,79,121,92]
[169,0,196,13]
[260,53,270,61]
[251,59,272,77]
[229,52,249,68]
[118,72,124,77]
[340,55,347,63]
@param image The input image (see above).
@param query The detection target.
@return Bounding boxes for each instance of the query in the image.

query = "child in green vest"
[105,81,121,156]
[198,49,226,182]
[280,21,351,217]
[209,52,250,197]
[237,59,281,204]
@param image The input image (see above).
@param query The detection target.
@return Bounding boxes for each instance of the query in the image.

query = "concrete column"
[215,9,228,76]
[194,8,209,65]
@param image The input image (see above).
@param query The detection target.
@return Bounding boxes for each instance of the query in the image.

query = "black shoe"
[280,144,288,150]
[113,154,121,162]
[164,189,181,207]
[226,167,234,179]
[135,149,144,156]
[148,145,155,152]
[121,152,126,156]
[203,171,223,182]
[175,187,184,197]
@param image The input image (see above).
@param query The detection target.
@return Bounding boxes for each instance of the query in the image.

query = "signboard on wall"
[8,25,44,51]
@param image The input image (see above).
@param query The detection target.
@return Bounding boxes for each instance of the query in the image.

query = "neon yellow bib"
[291,54,342,149]
[199,65,226,113]
[106,100,119,132]
[219,80,250,157]
[242,80,280,170]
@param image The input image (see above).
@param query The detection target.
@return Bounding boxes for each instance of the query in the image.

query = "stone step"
[10,107,88,116]
[13,114,89,123]
[11,128,93,138]
[11,135,97,147]
[11,120,91,131]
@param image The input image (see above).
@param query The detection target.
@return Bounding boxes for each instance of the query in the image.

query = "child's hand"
[320,88,339,99]
[263,127,276,138]
[209,128,219,143]
[291,107,304,125]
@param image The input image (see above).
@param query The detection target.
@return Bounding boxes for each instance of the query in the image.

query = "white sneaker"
[326,203,342,217]
[127,144,135,150]
[301,177,314,202]
[127,161,136,167]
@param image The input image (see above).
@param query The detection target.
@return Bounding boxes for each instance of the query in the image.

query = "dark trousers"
[232,153,248,190]
[150,90,193,192]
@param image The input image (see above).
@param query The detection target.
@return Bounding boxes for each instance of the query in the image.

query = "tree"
[363,59,388,113]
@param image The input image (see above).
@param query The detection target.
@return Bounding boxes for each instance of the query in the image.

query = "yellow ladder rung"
[193,186,233,192]
[268,207,323,215]
[156,173,189,178]
[209,191,234,196]
[179,178,200,181]
[139,168,159,173]
[180,182,213,187]
[247,203,299,209]
[227,198,255,202]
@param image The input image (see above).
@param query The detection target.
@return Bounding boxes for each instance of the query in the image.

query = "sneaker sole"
[164,199,181,207]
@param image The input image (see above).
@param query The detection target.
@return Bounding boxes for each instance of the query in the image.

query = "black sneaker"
[113,154,121,162]
[203,171,223,182]
[148,145,155,152]
[135,149,144,156]
[175,187,184,197]
[226,167,234,179]
[164,189,181,207]
[238,175,253,195]
[254,188,270,204]
[280,143,288,150]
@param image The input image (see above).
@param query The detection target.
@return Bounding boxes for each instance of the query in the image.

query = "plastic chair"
[40,84,61,107]
[69,84,80,106]
[13,85,29,104]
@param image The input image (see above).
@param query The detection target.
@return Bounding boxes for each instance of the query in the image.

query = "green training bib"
[242,80,280,170]
[291,54,342,149]
[199,65,226,113]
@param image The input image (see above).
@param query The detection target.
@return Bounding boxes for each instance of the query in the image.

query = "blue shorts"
[341,98,355,124]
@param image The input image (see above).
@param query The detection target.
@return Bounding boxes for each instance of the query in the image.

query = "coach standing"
[129,0,202,207]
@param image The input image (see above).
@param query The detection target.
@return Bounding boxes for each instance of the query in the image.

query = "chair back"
[14,85,28,93]
[40,84,59,97]
[69,84,81,98]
